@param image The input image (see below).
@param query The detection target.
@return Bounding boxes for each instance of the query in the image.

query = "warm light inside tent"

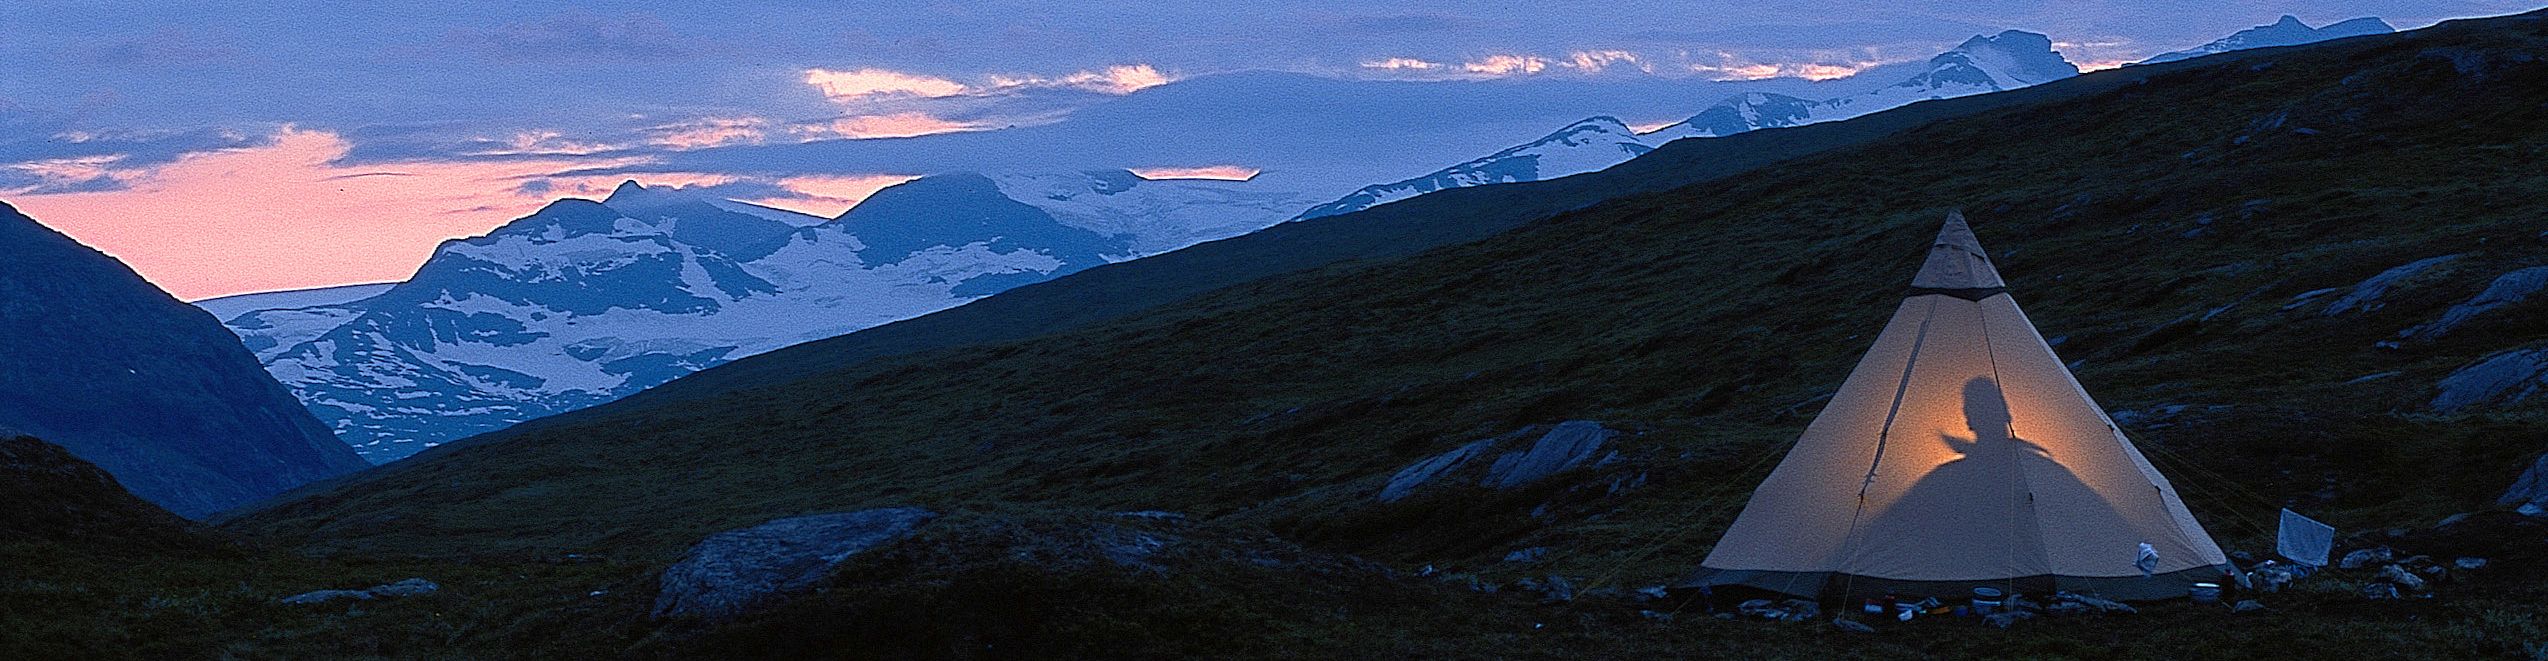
[1692,213,2231,599]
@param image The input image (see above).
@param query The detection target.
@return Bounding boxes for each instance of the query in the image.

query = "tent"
[1686,211,2235,601]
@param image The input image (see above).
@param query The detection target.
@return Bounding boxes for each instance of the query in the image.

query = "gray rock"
[2433,348,2548,412]
[1092,525,1172,570]
[2232,599,2266,613]
[1776,599,1820,623]
[2251,564,2303,593]
[1833,618,1876,633]
[1378,439,1496,502]
[2377,565,2429,592]
[2499,451,2548,512]
[652,507,937,620]
[1110,510,1188,523]
[1639,609,1676,623]
[2403,266,2548,340]
[279,589,374,605]
[1536,575,1576,604]
[1482,421,1617,490]
[1503,547,1550,564]
[2456,557,2490,570]
[367,578,439,598]
[2323,254,2463,316]
[2361,583,2401,600]
[1634,585,1670,602]
[2339,547,2394,569]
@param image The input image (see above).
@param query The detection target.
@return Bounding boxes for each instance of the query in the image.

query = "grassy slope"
[196,11,2548,658]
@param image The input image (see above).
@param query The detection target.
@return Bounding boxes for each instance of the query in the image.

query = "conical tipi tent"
[1688,211,2234,601]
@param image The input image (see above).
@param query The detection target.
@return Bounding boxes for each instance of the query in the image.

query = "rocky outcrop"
[1374,421,1620,501]
[2402,266,2548,340]
[2431,347,2548,412]
[2320,254,2462,316]
[0,202,366,518]
[2500,451,2548,515]
[1377,439,1494,502]
[277,578,440,605]
[1482,421,1616,490]
[653,507,937,620]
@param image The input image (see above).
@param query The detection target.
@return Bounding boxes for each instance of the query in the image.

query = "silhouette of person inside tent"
[1842,377,2126,594]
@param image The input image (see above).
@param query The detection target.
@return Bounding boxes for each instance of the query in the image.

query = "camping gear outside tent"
[1685,211,2240,601]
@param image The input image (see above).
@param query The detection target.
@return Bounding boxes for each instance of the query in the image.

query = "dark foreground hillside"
[38,9,2548,659]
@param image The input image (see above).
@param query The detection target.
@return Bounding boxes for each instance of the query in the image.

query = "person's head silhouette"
[1963,377,2011,438]
[1942,377,2045,460]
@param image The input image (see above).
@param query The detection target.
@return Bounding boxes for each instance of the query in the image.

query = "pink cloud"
[9,128,637,299]
[803,68,972,101]
[798,113,989,140]
[1128,165,1259,181]
[1462,54,1548,76]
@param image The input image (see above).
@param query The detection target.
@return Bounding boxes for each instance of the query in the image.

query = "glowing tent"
[1688,211,2234,601]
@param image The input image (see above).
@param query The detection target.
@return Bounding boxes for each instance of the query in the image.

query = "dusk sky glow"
[3,1,2531,299]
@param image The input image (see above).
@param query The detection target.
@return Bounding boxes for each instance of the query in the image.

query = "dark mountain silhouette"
[0,202,366,518]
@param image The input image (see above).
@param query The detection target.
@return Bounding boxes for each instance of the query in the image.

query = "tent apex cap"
[1910,210,2007,291]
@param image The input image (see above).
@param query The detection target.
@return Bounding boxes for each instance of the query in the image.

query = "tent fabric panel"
[1909,211,2006,290]
[1700,297,1939,573]
[1835,294,2052,581]
[1975,295,2227,575]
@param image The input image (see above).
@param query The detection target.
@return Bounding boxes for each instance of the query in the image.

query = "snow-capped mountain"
[1641,30,2078,142]
[228,174,1311,462]
[2138,15,2394,65]
[194,282,396,321]
[1294,117,1652,220]
[1298,31,2077,219]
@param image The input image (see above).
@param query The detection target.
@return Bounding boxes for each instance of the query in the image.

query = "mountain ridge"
[0,202,366,517]
[228,174,1311,461]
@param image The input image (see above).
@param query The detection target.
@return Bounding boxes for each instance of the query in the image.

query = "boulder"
[279,589,373,605]
[2376,565,2428,592]
[1503,546,1550,564]
[367,578,440,597]
[2455,557,2490,570]
[2498,451,2548,512]
[2361,583,2401,600]
[652,507,937,620]
[277,577,440,605]
[2432,348,2548,412]
[2338,547,2394,569]
[2232,599,2266,614]
[2402,266,2548,340]
[1377,439,1496,502]
[2322,254,2463,316]
[1481,421,1617,490]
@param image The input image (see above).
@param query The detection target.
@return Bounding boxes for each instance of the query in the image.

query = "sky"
[2,1,2532,300]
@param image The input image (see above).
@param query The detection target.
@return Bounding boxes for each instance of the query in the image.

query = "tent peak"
[1909,209,2007,293]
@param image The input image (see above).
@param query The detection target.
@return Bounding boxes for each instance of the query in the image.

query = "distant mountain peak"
[1919,29,2079,90]
[1290,114,1651,220]
[2139,15,2395,65]
[602,179,702,211]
